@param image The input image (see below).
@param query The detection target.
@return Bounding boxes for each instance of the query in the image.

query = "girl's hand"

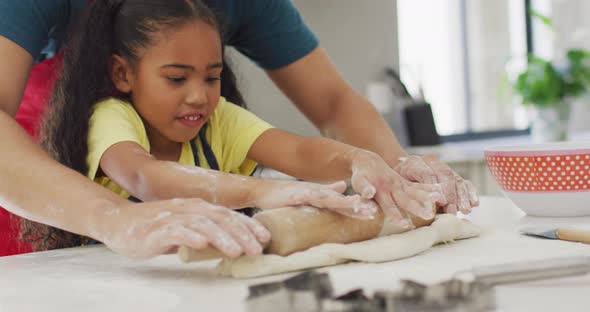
[395,155,479,214]
[90,198,270,259]
[350,151,447,227]
[253,180,378,219]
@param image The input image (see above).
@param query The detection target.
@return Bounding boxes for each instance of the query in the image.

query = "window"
[528,0,590,134]
[397,0,529,136]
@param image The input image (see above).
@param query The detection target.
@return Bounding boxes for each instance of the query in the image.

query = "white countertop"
[1,196,590,312]
[407,131,590,163]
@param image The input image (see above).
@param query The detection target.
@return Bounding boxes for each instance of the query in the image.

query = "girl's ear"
[110,55,133,93]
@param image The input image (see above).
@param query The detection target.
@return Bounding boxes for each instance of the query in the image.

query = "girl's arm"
[99,141,377,218]
[247,129,447,225]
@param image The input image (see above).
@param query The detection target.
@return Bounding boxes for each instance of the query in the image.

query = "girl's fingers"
[302,187,352,209]
[325,196,378,219]
[325,181,348,194]
[352,197,379,218]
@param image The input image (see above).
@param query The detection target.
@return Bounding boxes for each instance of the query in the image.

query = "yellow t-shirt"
[86,97,273,198]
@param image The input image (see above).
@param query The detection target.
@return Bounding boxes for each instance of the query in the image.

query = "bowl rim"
[485,149,590,157]
[485,141,590,156]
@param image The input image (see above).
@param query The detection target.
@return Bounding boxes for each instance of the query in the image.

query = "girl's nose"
[186,84,208,108]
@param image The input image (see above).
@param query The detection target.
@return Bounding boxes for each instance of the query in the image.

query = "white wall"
[227,0,399,136]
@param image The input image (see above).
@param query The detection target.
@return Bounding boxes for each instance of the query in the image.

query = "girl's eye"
[207,77,221,84]
[167,76,186,84]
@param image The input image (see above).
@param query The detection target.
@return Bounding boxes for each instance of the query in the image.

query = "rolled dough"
[217,214,480,278]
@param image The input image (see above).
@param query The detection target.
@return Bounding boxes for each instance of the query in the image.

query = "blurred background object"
[227,0,590,197]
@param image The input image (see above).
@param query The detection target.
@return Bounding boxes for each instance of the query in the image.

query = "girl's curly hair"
[21,0,247,251]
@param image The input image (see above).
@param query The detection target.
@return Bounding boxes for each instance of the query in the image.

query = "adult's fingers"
[351,175,377,199]
[397,155,438,184]
[130,222,210,260]
[445,201,458,214]
[204,211,265,257]
[187,216,244,258]
[454,176,472,214]
[374,190,408,227]
[397,185,438,219]
[409,182,448,206]
[427,160,456,185]
[234,212,271,244]
[163,227,209,253]
[422,157,468,209]
[465,180,480,207]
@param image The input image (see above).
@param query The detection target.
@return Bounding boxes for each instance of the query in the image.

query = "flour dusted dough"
[217,214,480,278]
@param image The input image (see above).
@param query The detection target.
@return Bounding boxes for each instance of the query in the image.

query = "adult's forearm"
[266,48,406,168]
[320,90,407,168]
[286,136,363,182]
[0,111,124,237]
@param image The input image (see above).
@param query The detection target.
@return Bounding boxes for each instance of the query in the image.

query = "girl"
[24,0,445,253]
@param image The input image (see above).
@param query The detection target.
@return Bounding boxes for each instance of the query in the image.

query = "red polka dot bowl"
[485,142,590,216]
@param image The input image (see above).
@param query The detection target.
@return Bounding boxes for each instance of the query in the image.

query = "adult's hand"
[91,198,271,260]
[395,155,479,214]
[350,151,446,227]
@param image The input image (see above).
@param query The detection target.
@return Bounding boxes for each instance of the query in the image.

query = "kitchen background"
[228,0,590,196]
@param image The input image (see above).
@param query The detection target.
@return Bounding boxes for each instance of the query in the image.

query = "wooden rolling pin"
[178,205,436,262]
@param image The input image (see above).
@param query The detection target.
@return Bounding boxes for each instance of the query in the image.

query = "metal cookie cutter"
[375,256,590,312]
[246,270,334,312]
[245,256,590,312]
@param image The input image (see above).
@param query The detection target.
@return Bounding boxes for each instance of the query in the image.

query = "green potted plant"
[512,12,590,142]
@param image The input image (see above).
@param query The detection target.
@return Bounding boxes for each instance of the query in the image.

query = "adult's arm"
[266,47,405,168]
[224,0,478,212]
[267,47,478,213]
[0,36,32,117]
[248,128,445,224]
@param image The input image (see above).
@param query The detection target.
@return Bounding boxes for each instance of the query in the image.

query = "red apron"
[0,53,63,256]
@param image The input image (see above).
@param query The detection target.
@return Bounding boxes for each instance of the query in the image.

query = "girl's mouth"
[177,114,205,128]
